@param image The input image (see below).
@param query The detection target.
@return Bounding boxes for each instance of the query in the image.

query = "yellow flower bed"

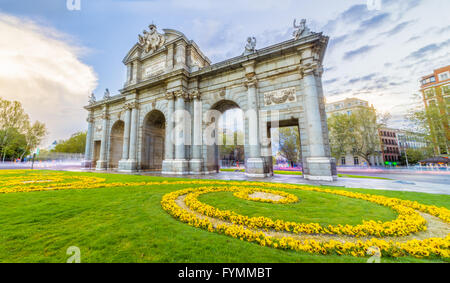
[1,170,449,259]
[182,186,427,237]
[161,186,450,259]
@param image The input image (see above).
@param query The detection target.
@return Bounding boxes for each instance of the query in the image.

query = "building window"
[438,71,450,81]
[424,89,435,99]
[341,157,346,165]
[353,157,359,165]
[442,85,450,95]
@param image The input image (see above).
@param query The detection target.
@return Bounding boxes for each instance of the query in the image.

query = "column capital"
[165,91,175,100]
[174,90,189,100]
[87,115,94,123]
[122,103,132,111]
[299,62,322,78]
[125,101,139,110]
[189,89,201,100]
[245,75,258,88]
[100,112,109,120]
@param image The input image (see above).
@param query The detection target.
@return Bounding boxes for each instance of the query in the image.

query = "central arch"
[141,110,166,171]
[206,100,245,172]
[109,120,124,169]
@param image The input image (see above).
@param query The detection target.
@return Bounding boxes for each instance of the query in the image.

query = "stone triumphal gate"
[83,22,337,181]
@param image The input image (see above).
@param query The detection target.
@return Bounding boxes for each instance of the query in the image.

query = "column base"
[245,158,273,178]
[162,159,174,174]
[81,160,93,169]
[95,160,108,171]
[303,157,337,182]
[162,159,190,175]
[189,159,204,174]
[118,159,138,172]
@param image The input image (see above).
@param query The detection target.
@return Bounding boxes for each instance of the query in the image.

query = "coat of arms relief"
[264,87,297,106]
[138,24,166,54]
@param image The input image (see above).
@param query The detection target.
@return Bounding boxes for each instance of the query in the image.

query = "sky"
[0,0,449,147]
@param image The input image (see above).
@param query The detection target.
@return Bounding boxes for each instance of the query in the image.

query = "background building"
[325,98,372,116]
[326,98,382,166]
[420,65,450,155]
[396,130,428,151]
[379,128,400,164]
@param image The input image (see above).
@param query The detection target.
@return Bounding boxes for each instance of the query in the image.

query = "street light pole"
[399,135,409,168]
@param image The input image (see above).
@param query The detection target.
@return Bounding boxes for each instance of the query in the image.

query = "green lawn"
[0,170,447,263]
[219,168,391,180]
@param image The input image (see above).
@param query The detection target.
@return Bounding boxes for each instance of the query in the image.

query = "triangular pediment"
[122,44,142,64]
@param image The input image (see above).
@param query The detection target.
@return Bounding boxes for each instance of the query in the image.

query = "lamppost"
[398,134,409,168]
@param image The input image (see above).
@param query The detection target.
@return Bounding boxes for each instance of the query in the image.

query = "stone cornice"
[84,94,126,110]
[86,33,328,109]
[193,33,327,77]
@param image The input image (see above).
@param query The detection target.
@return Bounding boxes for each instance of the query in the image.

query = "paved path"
[1,162,449,195]
[150,171,449,195]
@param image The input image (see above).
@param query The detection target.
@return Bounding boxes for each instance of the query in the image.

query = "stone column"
[162,92,175,174]
[246,76,262,159]
[189,90,203,174]
[174,91,186,159]
[172,90,189,174]
[300,63,334,181]
[120,102,138,172]
[96,111,109,170]
[118,103,132,171]
[82,113,94,168]
[241,63,270,177]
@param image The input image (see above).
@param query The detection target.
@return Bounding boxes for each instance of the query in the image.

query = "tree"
[407,100,448,156]
[0,99,30,161]
[20,121,48,160]
[351,108,382,165]
[278,127,300,166]
[327,113,354,161]
[328,108,382,166]
[53,131,87,153]
[0,128,27,160]
[404,148,426,165]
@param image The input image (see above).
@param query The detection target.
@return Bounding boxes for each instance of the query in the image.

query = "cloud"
[405,39,450,60]
[343,45,378,60]
[0,13,97,145]
[323,78,338,85]
[348,73,377,84]
[380,21,414,37]
[405,35,421,43]
[358,13,390,31]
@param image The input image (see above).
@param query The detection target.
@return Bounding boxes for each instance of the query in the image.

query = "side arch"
[108,120,125,169]
[140,109,166,170]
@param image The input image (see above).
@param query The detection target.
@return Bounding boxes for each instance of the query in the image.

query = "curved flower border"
[161,186,450,259]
